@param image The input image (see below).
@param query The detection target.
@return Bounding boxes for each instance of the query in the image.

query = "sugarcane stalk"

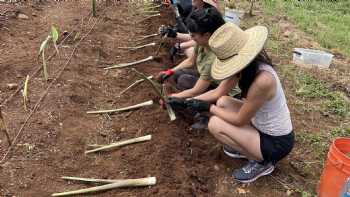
[118,42,156,51]
[134,33,159,42]
[85,135,152,154]
[87,100,153,114]
[155,35,167,56]
[0,106,11,146]
[22,75,29,111]
[104,56,153,69]
[131,69,176,121]
[136,13,160,24]
[52,177,156,197]
[92,0,97,17]
[162,84,176,121]
[118,76,153,97]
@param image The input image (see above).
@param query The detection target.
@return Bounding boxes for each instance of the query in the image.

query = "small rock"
[17,13,29,20]
[214,165,220,171]
[121,127,126,132]
[7,83,18,90]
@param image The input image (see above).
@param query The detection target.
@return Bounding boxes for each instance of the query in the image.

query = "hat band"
[218,53,238,61]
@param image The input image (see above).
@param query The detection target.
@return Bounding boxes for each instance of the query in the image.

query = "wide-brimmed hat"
[203,0,218,8]
[209,22,268,80]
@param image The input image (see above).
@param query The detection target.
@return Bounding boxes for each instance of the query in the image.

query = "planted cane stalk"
[131,68,176,121]
[136,13,160,24]
[87,100,153,114]
[92,0,97,17]
[118,42,156,51]
[104,56,153,69]
[155,34,167,56]
[134,33,159,42]
[118,76,153,97]
[52,177,156,196]
[38,25,60,81]
[85,134,152,154]
[22,75,29,111]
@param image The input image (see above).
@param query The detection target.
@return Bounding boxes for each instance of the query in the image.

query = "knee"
[216,96,232,108]
[208,116,221,135]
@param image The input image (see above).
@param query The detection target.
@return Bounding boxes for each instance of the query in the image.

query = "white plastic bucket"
[292,48,334,69]
[224,8,241,26]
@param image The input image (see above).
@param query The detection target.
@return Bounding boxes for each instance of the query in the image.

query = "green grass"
[263,0,350,56]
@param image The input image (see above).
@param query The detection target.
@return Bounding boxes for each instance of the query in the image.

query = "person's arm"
[172,52,196,71]
[194,76,238,103]
[176,33,192,42]
[179,40,197,50]
[210,72,276,126]
[171,79,211,98]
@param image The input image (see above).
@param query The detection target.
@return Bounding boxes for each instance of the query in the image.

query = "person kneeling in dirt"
[159,0,219,61]
[158,7,239,129]
[169,22,295,183]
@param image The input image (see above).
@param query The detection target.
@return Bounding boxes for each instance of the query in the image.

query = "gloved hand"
[156,69,174,83]
[166,96,187,110]
[169,42,181,59]
[185,99,210,112]
[159,25,177,38]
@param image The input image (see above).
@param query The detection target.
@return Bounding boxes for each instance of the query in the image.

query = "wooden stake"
[162,84,176,121]
[87,100,153,114]
[104,56,153,69]
[118,76,153,97]
[52,177,156,196]
[85,135,152,154]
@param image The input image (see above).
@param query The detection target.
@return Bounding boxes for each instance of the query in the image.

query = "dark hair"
[185,7,225,34]
[238,49,273,98]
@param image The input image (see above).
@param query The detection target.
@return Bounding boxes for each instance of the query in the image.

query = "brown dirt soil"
[1,1,347,197]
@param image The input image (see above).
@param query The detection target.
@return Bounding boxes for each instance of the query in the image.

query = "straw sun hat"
[209,22,268,80]
[203,0,218,8]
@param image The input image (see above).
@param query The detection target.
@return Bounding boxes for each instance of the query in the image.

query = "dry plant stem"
[85,135,152,154]
[136,13,160,24]
[0,107,11,146]
[52,177,156,197]
[118,42,156,51]
[23,75,29,111]
[118,76,153,96]
[87,100,153,114]
[0,17,102,164]
[104,56,153,69]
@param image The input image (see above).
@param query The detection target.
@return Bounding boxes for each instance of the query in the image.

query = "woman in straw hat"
[168,9,294,183]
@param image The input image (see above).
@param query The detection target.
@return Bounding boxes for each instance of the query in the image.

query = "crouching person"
[185,22,294,183]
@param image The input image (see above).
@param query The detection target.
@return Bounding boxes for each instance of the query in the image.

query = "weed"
[323,92,349,117]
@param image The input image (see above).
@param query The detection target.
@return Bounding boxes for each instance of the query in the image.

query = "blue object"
[341,178,350,197]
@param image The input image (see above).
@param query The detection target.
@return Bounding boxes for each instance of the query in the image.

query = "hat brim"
[211,26,268,80]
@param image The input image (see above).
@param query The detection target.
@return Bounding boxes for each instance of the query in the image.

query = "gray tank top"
[251,64,293,136]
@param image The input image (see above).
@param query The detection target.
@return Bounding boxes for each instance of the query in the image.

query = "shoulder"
[251,71,276,98]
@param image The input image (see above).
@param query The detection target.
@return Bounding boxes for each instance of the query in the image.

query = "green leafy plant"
[38,25,59,81]
[323,92,349,117]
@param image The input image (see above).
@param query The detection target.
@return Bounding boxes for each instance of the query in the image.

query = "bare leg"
[208,96,263,161]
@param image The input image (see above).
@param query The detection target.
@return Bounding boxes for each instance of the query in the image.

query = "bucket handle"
[292,50,302,56]
[329,154,350,175]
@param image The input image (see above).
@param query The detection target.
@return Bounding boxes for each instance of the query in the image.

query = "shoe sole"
[223,148,247,159]
[234,165,275,184]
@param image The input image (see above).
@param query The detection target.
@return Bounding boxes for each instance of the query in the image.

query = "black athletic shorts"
[257,129,295,164]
